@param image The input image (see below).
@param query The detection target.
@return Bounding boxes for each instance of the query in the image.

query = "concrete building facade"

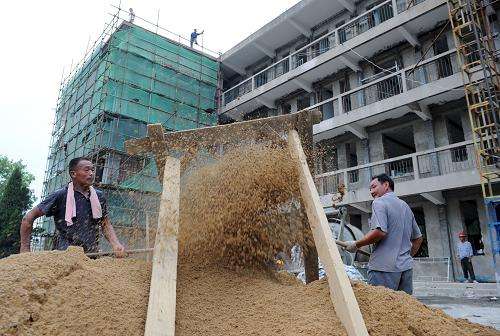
[218,0,500,281]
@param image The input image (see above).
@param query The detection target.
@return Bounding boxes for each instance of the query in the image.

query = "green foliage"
[0,155,35,198]
[0,167,33,258]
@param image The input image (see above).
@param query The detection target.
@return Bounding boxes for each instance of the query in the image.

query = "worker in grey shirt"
[345,174,423,294]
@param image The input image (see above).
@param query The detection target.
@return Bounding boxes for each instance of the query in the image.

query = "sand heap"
[2,142,499,335]
[1,247,499,336]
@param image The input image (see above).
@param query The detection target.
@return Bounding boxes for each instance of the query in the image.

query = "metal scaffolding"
[34,7,220,251]
[448,0,500,291]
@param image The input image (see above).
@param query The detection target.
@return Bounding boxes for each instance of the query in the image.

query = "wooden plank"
[144,156,181,336]
[287,130,368,336]
[148,124,167,182]
[85,248,154,258]
[125,110,322,156]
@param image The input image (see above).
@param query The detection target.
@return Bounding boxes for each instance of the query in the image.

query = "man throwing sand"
[20,157,125,257]
[344,174,423,294]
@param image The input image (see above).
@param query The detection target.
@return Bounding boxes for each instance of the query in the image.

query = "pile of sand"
[1,247,498,336]
[2,142,499,335]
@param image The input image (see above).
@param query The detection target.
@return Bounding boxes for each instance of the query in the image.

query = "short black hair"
[68,157,91,175]
[371,173,394,191]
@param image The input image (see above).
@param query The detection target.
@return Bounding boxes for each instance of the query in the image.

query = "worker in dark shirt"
[20,157,126,257]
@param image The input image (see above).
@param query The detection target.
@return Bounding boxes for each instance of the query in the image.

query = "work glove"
[344,241,358,253]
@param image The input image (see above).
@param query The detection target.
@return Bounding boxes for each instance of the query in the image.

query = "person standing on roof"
[190,29,204,48]
[344,174,423,295]
[457,231,478,283]
[20,157,126,257]
[129,8,135,23]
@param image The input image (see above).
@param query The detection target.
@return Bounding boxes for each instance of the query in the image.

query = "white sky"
[0,0,299,201]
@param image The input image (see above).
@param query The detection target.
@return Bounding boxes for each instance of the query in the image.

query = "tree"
[0,155,35,198]
[0,167,33,258]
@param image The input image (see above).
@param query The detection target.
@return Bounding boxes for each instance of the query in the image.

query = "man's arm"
[102,217,126,258]
[356,229,386,248]
[410,236,423,257]
[20,207,45,253]
[345,229,386,252]
[345,200,389,252]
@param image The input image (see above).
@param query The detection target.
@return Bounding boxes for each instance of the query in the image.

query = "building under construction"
[38,11,219,250]
[218,0,500,283]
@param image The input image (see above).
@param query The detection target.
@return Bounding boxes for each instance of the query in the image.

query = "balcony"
[315,141,481,206]
[313,49,466,141]
[221,0,448,118]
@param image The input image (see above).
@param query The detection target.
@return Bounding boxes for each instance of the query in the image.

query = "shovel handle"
[86,247,154,258]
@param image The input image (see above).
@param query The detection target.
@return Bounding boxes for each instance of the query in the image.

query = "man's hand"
[344,241,358,253]
[112,242,126,258]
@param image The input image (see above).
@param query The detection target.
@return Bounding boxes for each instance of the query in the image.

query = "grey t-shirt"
[368,192,422,272]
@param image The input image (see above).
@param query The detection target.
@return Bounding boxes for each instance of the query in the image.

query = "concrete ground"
[418,296,500,331]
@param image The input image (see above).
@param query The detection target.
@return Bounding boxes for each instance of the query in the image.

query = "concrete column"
[433,115,450,147]
[414,119,435,151]
[414,119,439,177]
[361,213,371,234]
[290,98,298,113]
[446,198,463,280]
[460,108,473,141]
[337,143,348,170]
[437,204,452,259]
[357,139,370,188]
[368,132,385,176]
[423,202,446,257]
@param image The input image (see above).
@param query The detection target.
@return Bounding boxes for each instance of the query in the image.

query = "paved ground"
[418,296,500,331]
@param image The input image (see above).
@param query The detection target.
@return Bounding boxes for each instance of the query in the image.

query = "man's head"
[68,157,94,188]
[194,28,197,32]
[459,231,467,242]
[370,174,394,198]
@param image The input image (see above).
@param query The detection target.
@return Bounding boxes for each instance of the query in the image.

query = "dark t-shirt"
[37,186,108,253]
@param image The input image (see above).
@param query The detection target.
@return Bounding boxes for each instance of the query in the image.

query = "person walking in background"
[457,231,478,283]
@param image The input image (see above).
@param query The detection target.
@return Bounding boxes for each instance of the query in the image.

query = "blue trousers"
[368,269,413,295]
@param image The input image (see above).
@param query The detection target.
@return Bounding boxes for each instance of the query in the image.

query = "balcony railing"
[223,0,421,106]
[315,141,477,196]
[396,0,426,13]
[309,49,458,115]
[338,2,394,44]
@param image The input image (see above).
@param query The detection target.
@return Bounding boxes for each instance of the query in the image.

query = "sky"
[0,0,300,202]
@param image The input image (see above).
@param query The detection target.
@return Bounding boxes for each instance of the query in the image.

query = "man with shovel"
[20,157,126,257]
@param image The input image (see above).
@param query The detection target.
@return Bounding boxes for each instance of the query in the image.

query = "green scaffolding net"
[38,19,220,249]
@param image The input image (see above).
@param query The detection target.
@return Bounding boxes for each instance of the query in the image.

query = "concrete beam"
[254,42,275,58]
[288,18,310,37]
[338,0,355,13]
[256,97,276,109]
[339,55,361,72]
[421,191,445,205]
[350,202,371,213]
[293,78,313,93]
[397,26,420,47]
[345,124,367,139]
[223,61,246,75]
[407,102,432,121]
